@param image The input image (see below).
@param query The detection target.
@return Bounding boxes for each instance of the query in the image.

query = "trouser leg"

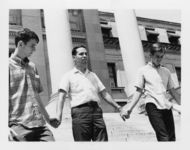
[34,126,55,141]
[145,103,171,141]
[9,125,55,141]
[71,107,93,141]
[163,109,176,141]
[92,107,108,141]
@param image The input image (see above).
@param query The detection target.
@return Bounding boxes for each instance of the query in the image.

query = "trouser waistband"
[72,101,98,109]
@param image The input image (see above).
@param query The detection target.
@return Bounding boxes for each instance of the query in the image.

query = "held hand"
[49,118,61,128]
[120,113,127,121]
[120,110,130,121]
[118,106,126,121]
[120,106,131,121]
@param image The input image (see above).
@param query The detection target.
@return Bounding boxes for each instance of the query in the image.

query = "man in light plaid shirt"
[9,28,60,141]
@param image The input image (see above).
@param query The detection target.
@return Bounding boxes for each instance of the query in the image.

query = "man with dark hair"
[120,43,180,141]
[56,45,122,141]
[9,28,59,141]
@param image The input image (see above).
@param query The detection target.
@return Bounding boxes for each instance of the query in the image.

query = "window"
[69,9,85,32]
[107,63,117,87]
[72,10,79,16]
[9,10,22,25]
[167,31,180,45]
[116,102,127,107]
[175,67,181,84]
[145,27,159,42]
[70,21,80,31]
[100,22,112,37]
[101,27,112,37]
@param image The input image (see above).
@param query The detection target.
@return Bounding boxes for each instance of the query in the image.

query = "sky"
[135,9,181,23]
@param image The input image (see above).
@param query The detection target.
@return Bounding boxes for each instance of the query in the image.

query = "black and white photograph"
[1,0,190,149]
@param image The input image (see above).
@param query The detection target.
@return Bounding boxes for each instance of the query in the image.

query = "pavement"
[47,111,181,142]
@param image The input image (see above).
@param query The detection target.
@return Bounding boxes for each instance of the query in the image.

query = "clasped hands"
[119,105,132,121]
[48,118,61,128]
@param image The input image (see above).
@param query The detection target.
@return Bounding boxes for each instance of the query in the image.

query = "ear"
[17,41,24,48]
[72,55,76,59]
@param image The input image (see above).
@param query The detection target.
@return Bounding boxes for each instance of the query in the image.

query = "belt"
[73,101,98,108]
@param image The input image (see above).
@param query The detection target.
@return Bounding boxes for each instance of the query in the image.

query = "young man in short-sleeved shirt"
[56,45,122,141]
[120,43,180,141]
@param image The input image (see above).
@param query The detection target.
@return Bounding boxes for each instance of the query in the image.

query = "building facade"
[9,9,181,112]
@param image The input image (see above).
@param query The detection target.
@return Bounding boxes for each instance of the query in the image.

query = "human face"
[74,47,88,67]
[151,51,165,67]
[21,39,38,58]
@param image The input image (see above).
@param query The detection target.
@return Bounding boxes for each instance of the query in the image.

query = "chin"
[82,61,87,65]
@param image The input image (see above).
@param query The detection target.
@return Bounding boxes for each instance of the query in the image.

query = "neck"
[75,64,87,73]
[151,61,160,68]
[13,48,26,59]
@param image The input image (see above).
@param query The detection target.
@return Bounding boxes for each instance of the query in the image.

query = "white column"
[44,9,73,94]
[114,10,145,96]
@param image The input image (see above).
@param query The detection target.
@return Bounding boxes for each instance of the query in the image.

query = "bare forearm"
[170,88,181,105]
[36,95,50,122]
[56,92,66,121]
[101,91,121,110]
[127,92,142,112]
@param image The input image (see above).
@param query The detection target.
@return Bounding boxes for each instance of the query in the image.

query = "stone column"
[44,9,73,93]
[44,10,73,117]
[114,10,145,96]
[21,9,50,105]
[82,10,114,112]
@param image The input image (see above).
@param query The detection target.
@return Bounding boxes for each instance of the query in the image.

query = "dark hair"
[72,45,87,56]
[15,28,39,47]
[150,43,165,55]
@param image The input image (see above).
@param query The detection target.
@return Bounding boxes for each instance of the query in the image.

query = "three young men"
[9,28,180,142]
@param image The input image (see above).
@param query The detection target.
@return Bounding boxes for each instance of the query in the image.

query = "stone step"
[47,112,180,141]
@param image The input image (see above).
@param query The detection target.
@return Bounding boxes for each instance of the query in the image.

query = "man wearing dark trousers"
[120,43,180,141]
[56,45,122,141]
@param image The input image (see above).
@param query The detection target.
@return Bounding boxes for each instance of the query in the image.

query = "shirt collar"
[73,67,90,75]
[10,55,29,67]
[148,62,161,69]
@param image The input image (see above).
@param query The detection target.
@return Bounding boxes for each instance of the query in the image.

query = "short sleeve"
[93,73,106,92]
[134,68,145,90]
[59,73,70,93]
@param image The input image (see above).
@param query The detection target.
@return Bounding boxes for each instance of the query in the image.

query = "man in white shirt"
[120,43,180,141]
[56,45,122,141]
